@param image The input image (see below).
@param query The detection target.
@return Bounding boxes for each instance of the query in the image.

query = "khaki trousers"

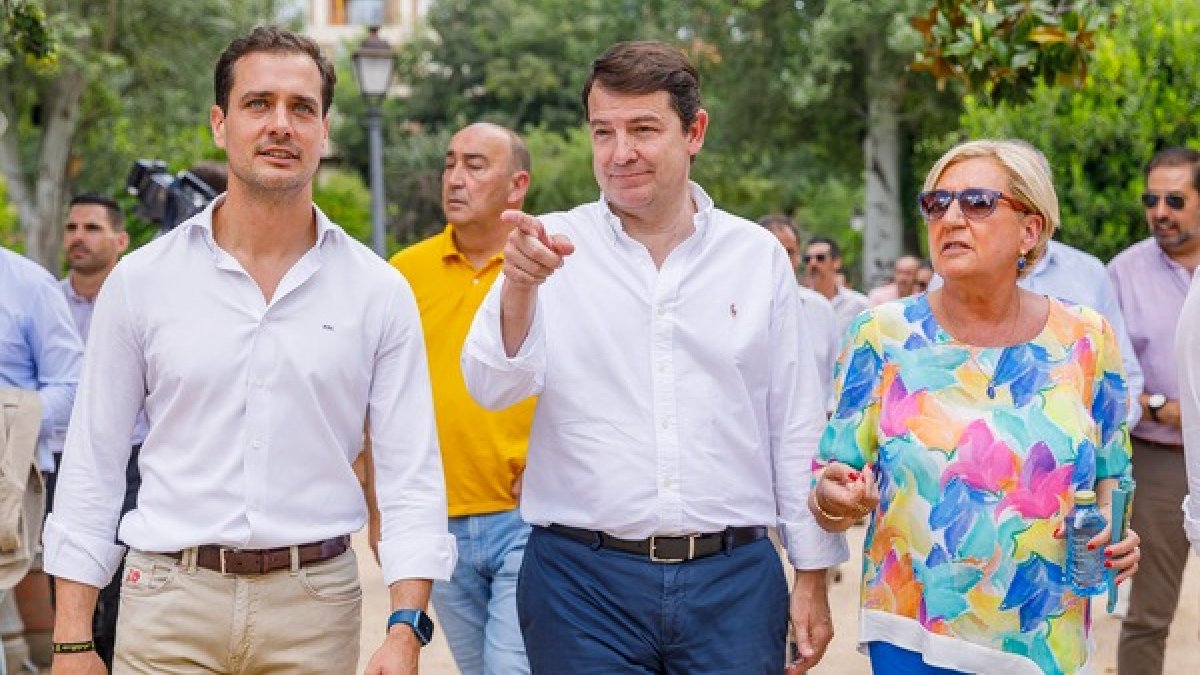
[1117,440,1190,675]
[113,547,361,674]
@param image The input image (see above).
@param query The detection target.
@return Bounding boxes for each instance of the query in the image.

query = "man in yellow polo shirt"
[389,122,535,675]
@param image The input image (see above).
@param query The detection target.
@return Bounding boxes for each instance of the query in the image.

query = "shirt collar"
[186,193,341,262]
[599,181,715,245]
[60,276,89,303]
[438,223,505,269]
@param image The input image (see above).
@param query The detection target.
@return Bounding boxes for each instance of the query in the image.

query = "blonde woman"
[812,140,1141,674]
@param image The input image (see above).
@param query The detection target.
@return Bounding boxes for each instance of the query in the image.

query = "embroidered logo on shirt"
[730,303,738,318]
[125,567,142,585]
[322,324,334,331]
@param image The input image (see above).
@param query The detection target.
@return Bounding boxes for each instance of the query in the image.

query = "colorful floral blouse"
[818,295,1132,675]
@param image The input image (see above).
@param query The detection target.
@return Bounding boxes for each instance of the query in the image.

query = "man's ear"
[508,171,531,207]
[211,104,227,150]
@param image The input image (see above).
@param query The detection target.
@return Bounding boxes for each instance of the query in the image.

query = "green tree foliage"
[0,0,56,69]
[912,0,1114,100]
[0,175,21,250]
[0,0,284,267]
[956,0,1198,261]
[314,169,372,245]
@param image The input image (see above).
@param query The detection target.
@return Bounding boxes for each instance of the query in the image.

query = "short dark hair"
[582,41,701,129]
[1145,147,1200,192]
[757,214,798,238]
[68,193,124,232]
[807,236,841,260]
[214,26,336,115]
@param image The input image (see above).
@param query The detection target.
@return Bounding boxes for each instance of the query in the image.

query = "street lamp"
[352,26,395,256]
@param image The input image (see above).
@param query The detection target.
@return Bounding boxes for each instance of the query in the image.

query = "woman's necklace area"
[943,292,1023,399]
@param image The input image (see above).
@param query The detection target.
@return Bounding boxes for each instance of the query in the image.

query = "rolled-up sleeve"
[771,269,849,570]
[370,288,457,584]
[43,269,141,588]
[461,274,546,410]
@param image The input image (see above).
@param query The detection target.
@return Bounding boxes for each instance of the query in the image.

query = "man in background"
[386,122,536,674]
[760,215,839,404]
[866,254,920,306]
[803,236,868,336]
[1110,147,1200,674]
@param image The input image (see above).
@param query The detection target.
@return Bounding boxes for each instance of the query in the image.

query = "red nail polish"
[1104,549,1113,557]
[1104,561,1113,568]
[848,472,859,480]
[1087,544,1095,551]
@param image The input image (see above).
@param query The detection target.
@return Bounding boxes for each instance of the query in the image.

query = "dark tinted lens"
[959,189,999,218]
[918,190,953,219]
[1143,193,1187,210]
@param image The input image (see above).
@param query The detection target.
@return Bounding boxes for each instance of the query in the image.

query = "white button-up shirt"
[61,276,149,446]
[44,198,455,587]
[462,184,847,570]
[1178,272,1200,553]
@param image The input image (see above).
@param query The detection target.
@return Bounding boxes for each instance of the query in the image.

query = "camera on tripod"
[125,160,220,232]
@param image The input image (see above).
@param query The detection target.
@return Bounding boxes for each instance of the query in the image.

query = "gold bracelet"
[810,488,848,522]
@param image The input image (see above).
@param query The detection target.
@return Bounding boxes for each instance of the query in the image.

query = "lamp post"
[352,26,395,257]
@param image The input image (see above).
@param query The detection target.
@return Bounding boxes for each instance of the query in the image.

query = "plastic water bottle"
[1065,489,1107,596]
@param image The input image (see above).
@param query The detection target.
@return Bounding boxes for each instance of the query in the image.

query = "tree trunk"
[23,69,87,270]
[861,51,903,293]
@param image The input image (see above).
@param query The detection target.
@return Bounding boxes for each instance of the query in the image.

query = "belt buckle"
[649,535,694,563]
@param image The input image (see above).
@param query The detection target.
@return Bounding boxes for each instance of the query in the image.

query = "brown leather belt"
[543,524,767,563]
[166,535,350,575]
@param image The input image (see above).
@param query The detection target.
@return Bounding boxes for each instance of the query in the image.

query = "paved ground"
[355,526,1200,674]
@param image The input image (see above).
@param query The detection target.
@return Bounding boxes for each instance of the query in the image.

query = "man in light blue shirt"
[0,245,82,675]
[0,247,83,473]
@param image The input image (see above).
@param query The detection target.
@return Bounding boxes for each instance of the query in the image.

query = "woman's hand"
[1091,525,1141,585]
[810,462,880,531]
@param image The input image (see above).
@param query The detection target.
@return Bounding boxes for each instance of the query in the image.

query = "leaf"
[1028,26,1068,44]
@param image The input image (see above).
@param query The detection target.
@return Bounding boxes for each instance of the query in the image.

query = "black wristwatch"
[1146,393,1167,422]
[387,609,434,646]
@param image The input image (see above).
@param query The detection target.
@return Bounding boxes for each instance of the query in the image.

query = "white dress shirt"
[1178,272,1200,553]
[796,284,839,408]
[44,198,455,588]
[462,184,848,570]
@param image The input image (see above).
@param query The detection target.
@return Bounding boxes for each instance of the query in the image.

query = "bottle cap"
[1074,489,1096,505]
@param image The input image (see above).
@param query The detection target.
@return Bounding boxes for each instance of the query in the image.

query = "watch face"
[415,612,435,644]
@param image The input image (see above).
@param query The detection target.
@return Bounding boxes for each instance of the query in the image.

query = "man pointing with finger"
[462,41,847,674]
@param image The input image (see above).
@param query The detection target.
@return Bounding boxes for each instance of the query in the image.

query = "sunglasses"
[1141,193,1186,210]
[917,188,1028,221]
[802,253,828,263]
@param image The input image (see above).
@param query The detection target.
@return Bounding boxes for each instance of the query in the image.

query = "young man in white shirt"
[44,26,454,675]
[463,41,846,674]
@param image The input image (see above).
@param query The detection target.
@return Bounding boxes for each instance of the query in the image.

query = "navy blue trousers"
[517,526,788,674]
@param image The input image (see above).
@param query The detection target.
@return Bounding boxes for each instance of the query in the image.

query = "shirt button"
[660,418,670,429]
[657,305,668,316]
[472,278,480,285]
[251,440,262,448]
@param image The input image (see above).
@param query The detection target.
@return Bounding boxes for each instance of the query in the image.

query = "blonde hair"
[922,139,1059,278]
